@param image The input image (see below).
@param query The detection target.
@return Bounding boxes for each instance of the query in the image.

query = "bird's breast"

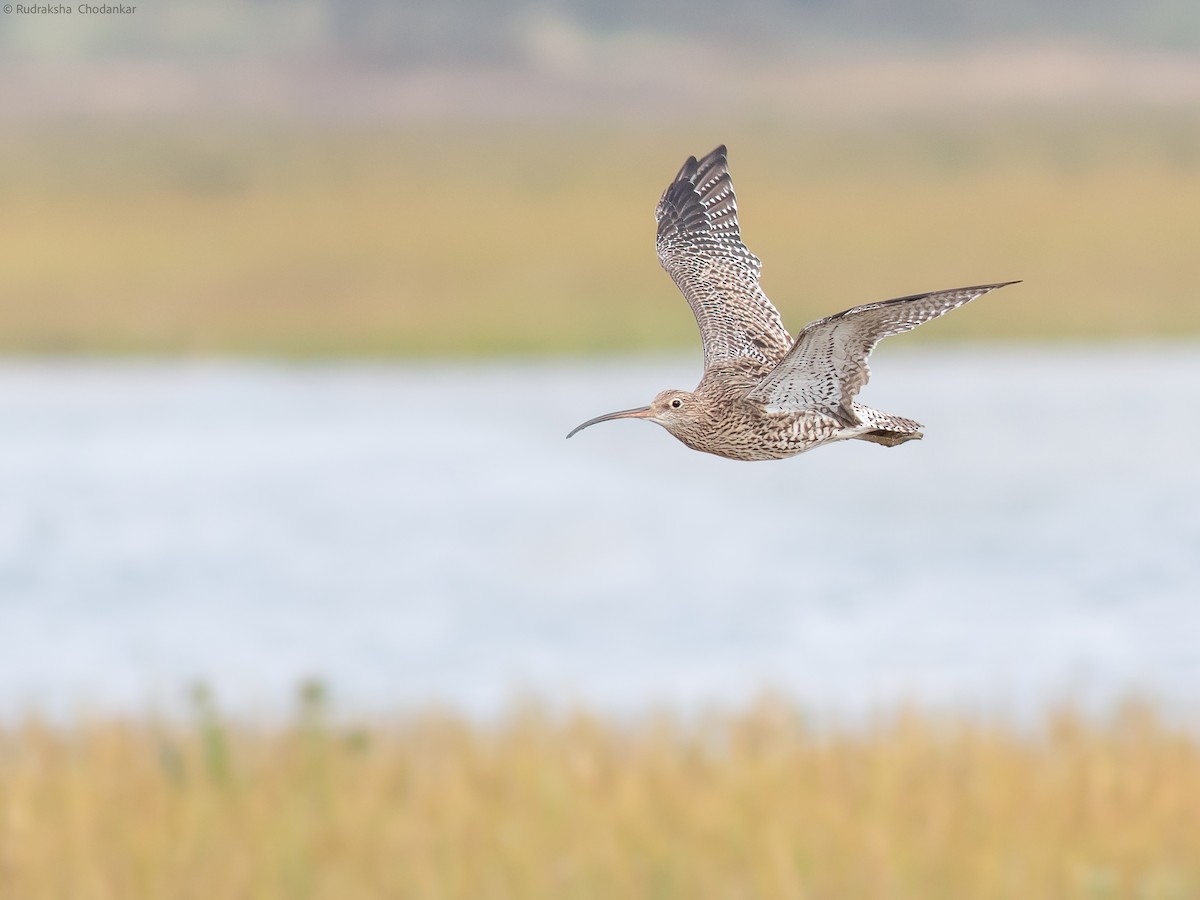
[671,401,841,461]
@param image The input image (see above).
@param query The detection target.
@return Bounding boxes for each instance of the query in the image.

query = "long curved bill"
[566,406,652,439]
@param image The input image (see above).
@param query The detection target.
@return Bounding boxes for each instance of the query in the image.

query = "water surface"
[0,347,1197,720]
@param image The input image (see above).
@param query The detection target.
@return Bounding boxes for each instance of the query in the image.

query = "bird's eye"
[670,398,683,409]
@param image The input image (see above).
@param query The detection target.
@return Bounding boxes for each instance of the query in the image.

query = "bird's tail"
[850,404,923,448]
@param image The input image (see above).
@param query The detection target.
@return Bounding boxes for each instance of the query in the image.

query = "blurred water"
[0,348,1197,722]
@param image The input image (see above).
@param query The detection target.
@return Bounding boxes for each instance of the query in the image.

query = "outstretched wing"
[656,146,792,374]
[746,282,1017,419]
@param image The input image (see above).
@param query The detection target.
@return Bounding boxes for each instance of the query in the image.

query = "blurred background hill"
[4,0,1200,63]
[5,0,1200,119]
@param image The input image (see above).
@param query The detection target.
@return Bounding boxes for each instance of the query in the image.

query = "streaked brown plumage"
[567,145,1018,461]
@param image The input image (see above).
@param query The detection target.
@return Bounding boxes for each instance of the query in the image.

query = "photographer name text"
[4,4,136,13]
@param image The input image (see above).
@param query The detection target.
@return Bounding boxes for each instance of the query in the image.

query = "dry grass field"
[1,696,1198,899]
[1,115,1198,356]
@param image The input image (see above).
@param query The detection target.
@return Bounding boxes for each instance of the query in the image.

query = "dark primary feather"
[746,282,1019,420]
[655,145,792,375]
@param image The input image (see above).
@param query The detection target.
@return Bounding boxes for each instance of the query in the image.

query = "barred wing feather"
[655,146,792,374]
[747,283,1017,419]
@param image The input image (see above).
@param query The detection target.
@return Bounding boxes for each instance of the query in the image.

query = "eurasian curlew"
[567,145,1017,461]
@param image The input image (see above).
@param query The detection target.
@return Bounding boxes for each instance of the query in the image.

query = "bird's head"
[566,389,698,439]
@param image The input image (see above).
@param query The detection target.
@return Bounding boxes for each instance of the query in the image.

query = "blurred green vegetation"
[1,114,1198,357]
[1,694,1198,898]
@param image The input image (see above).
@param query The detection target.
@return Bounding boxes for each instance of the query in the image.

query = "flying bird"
[567,145,1016,461]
